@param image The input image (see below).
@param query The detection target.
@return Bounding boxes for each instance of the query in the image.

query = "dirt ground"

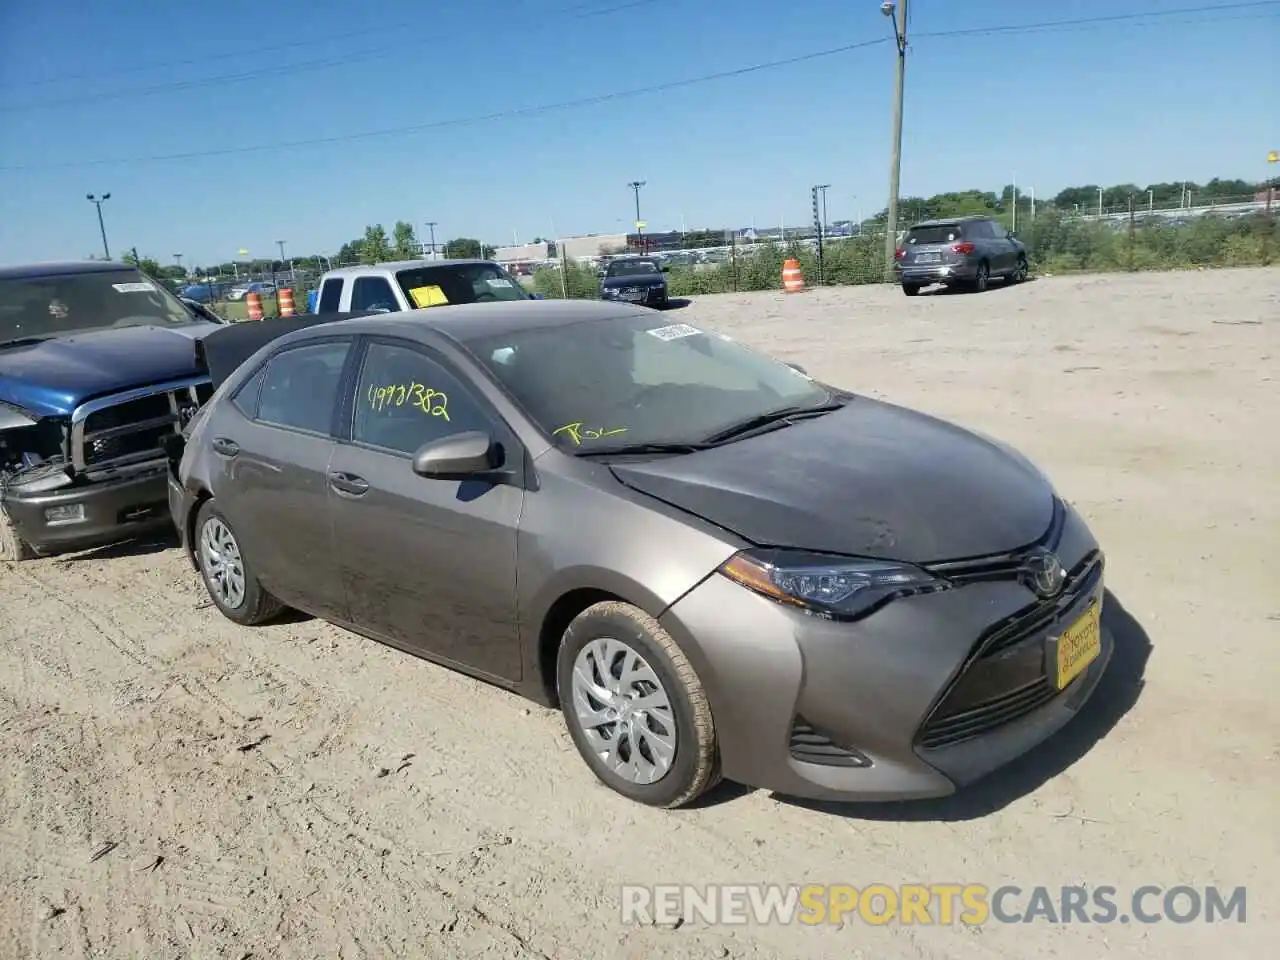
[2,267,1277,960]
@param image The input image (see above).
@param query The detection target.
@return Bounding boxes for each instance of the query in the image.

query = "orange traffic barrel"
[245,291,264,321]
[278,288,295,317]
[782,257,805,293]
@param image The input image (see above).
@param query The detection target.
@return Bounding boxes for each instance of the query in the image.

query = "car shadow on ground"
[920,276,1035,296]
[50,529,181,564]
[693,589,1151,819]
[662,298,693,310]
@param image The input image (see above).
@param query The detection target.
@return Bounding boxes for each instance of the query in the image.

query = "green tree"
[360,224,392,265]
[442,237,496,259]
[122,250,164,278]
[392,220,418,260]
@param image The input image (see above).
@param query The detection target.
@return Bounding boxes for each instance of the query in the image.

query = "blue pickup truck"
[1,260,226,561]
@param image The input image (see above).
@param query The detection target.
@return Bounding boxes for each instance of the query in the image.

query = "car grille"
[915,549,1105,750]
[73,380,213,475]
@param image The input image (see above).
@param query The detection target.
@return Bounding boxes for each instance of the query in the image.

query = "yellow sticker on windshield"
[409,285,449,308]
[553,422,627,445]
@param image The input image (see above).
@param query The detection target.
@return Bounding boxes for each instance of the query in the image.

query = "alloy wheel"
[570,636,677,785]
[199,516,246,609]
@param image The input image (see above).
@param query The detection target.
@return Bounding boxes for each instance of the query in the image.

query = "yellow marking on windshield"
[553,422,627,445]
[408,285,449,308]
[366,382,450,420]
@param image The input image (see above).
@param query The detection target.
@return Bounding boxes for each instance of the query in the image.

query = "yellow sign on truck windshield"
[409,285,449,308]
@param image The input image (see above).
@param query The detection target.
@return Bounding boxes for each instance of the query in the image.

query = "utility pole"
[86,193,111,259]
[424,221,438,260]
[881,0,908,281]
[174,253,183,272]
[812,184,830,285]
[628,180,646,253]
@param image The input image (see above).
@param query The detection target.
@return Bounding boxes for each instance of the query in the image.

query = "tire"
[970,261,990,293]
[1010,256,1028,284]
[193,499,284,625]
[557,600,719,808]
[0,506,36,563]
[902,283,921,297]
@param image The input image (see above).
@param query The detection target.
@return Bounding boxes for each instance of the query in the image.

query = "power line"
[0,0,675,91]
[1,1,1274,172]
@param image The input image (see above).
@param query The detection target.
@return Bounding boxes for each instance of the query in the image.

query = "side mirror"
[785,361,808,376]
[596,270,606,278]
[412,431,508,482]
[530,292,545,300]
[661,265,671,273]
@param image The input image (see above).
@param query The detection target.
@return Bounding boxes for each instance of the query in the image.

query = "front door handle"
[328,471,369,496]
[212,437,239,457]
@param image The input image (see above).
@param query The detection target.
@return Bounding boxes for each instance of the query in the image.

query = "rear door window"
[317,278,344,312]
[907,224,964,244]
[255,340,353,435]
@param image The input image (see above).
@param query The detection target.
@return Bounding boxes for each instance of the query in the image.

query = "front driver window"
[351,342,491,456]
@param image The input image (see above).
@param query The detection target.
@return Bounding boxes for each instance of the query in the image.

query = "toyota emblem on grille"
[1020,548,1066,598]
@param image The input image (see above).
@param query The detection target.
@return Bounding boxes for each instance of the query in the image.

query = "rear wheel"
[194,500,284,625]
[902,283,921,297]
[0,508,36,563]
[970,261,990,293]
[558,601,719,808]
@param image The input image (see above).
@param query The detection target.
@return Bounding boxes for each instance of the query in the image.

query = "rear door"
[211,337,356,619]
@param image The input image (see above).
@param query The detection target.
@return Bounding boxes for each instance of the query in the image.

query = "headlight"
[718,548,949,620]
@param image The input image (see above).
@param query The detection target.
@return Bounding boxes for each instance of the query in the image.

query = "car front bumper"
[659,504,1111,802]
[601,286,668,306]
[895,261,978,285]
[3,464,174,555]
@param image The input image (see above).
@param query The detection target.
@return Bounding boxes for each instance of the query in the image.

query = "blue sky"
[0,0,1276,265]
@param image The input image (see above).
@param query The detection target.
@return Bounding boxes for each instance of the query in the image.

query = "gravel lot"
[2,267,1277,959]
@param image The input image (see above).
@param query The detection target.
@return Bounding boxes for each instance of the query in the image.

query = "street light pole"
[881,0,908,281]
[424,221,438,260]
[276,239,294,282]
[174,253,183,271]
[628,180,646,252]
[86,193,112,259]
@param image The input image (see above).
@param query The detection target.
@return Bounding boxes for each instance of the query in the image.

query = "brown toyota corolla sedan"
[169,300,1111,808]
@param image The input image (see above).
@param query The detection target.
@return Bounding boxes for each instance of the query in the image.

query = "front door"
[328,338,524,681]
[213,338,355,619]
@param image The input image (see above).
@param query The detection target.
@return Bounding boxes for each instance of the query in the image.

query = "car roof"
[321,259,497,277]
[0,259,132,280]
[909,216,992,228]
[299,298,655,346]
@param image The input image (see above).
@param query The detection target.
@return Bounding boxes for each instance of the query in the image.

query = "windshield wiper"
[701,398,848,445]
[574,441,712,458]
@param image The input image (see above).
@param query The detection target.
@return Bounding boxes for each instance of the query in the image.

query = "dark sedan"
[598,257,670,308]
[168,301,1111,809]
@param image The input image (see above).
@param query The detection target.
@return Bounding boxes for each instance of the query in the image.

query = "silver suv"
[893,216,1028,296]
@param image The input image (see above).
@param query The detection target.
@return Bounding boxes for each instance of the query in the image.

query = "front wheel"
[0,507,36,562]
[557,601,719,808]
[902,283,921,297]
[194,500,285,625]
[1010,257,1028,284]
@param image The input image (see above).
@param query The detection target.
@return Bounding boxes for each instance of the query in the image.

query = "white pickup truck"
[312,258,540,314]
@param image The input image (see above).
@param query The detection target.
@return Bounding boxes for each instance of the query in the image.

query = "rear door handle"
[328,471,369,496]
[211,437,239,457]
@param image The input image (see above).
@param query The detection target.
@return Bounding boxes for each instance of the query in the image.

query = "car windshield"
[906,224,964,244]
[0,268,198,346]
[468,314,832,452]
[394,263,530,308]
[605,260,660,278]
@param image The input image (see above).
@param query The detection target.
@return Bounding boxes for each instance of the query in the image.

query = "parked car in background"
[227,281,277,302]
[893,216,1029,296]
[313,259,538,314]
[597,256,671,308]
[168,300,1110,809]
[1,260,224,560]
[178,281,234,303]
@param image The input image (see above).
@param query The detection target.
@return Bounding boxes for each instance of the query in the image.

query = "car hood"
[0,322,219,417]
[609,398,1055,563]
[601,273,666,289]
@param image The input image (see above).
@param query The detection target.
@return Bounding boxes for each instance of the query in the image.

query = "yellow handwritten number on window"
[366,383,450,420]
[553,422,627,445]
